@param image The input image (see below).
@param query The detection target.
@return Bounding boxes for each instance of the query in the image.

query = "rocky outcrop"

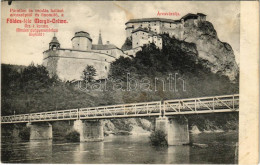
[103,118,154,134]
[103,113,238,134]
[182,20,239,81]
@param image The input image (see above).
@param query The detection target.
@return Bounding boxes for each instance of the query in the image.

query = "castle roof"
[132,27,150,33]
[197,13,207,16]
[125,26,134,30]
[71,31,92,41]
[126,18,178,24]
[126,13,206,24]
[132,27,161,37]
[50,36,59,43]
[148,32,161,38]
[92,44,118,50]
[181,13,206,21]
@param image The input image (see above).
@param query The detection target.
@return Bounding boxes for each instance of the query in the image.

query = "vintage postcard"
[0,0,259,164]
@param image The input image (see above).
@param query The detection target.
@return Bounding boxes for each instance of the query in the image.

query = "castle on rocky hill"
[124,13,206,56]
[43,13,206,81]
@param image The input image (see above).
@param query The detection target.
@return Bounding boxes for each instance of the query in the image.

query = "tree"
[149,130,168,146]
[81,65,97,82]
[109,56,134,80]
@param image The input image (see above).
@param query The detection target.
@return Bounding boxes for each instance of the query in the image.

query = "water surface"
[1,132,238,164]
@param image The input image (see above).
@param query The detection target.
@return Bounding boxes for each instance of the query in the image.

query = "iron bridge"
[1,94,239,124]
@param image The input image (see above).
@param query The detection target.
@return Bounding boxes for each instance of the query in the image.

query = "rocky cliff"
[182,20,239,81]
[114,19,240,133]
[122,20,239,81]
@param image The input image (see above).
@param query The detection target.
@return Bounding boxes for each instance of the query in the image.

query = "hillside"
[110,35,238,102]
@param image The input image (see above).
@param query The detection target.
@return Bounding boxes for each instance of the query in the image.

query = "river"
[1,131,238,164]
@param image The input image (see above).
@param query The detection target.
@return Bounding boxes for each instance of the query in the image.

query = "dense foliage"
[1,64,106,115]
[188,113,238,131]
[65,130,80,142]
[149,130,168,146]
[18,127,30,141]
[110,34,239,100]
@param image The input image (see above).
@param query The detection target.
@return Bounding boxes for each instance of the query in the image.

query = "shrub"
[19,127,30,141]
[65,130,80,142]
[149,130,168,146]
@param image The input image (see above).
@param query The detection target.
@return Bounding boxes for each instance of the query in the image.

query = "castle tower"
[71,31,92,51]
[49,33,60,50]
[98,30,103,45]
[197,13,207,22]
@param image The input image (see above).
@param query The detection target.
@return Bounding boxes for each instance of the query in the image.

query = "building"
[131,27,162,49]
[125,13,207,39]
[123,13,206,56]
[43,13,206,80]
[43,31,128,81]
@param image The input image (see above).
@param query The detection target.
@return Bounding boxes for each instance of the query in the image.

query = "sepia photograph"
[0,1,258,164]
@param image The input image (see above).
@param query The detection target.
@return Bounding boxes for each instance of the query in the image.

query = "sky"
[1,1,240,65]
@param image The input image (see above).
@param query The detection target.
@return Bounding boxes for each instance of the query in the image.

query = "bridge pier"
[155,116,189,145]
[73,120,104,142]
[27,122,52,140]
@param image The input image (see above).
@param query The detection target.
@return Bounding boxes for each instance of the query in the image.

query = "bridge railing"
[163,94,239,115]
[1,109,78,123]
[79,101,162,119]
[1,94,239,123]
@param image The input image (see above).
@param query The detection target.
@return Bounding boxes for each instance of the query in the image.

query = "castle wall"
[198,15,206,22]
[72,37,92,51]
[124,47,142,57]
[161,24,184,40]
[126,19,186,41]
[152,35,163,49]
[184,19,198,27]
[92,49,113,56]
[161,22,178,29]
[126,21,182,37]
[132,31,162,50]
[43,49,115,81]
[43,50,59,77]
[150,21,161,34]
[92,48,128,59]
[111,49,129,59]
[126,28,133,38]
[132,31,149,48]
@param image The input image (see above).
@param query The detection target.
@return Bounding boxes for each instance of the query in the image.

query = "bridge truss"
[1,94,239,124]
